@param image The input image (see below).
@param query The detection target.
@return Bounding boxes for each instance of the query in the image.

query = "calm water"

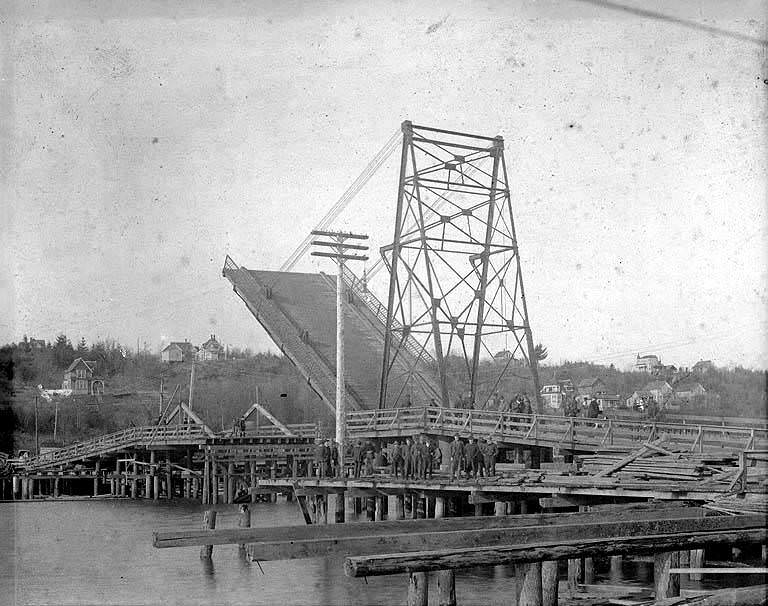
[0,500,759,606]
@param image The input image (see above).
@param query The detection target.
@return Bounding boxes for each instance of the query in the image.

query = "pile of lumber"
[578,441,739,482]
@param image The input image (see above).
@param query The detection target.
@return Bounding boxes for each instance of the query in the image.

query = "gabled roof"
[577,377,603,388]
[644,380,672,391]
[636,353,659,360]
[65,358,95,373]
[162,341,198,353]
[201,335,222,350]
[674,381,705,392]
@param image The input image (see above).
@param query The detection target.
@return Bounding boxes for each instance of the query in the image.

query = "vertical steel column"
[469,136,503,404]
[500,152,543,412]
[379,120,412,409]
[409,142,451,408]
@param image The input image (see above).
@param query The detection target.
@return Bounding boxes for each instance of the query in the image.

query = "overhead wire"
[279,128,402,273]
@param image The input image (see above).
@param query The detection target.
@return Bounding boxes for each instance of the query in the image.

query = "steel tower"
[378,121,542,410]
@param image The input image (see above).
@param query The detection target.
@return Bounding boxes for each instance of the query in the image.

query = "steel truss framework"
[379,121,541,410]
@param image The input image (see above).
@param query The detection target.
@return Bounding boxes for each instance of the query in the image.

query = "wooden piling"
[200,510,217,560]
[149,451,157,500]
[166,461,173,499]
[408,493,430,606]
[388,495,403,521]
[238,504,251,552]
[365,497,375,522]
[567,558,582,593]
[654,550,680,599]
[689,548,705,581]
[609,555,622,577]
[93,460,100,497]
[227,462,235,504]
[344,494,357,523]
[762,544,767,564]
[435,496,456,606]
[494,501,506,517]
[416,497,426,520]
[130,462,138,499]
[202,451,210,505]
[249,461,256,503]
[518,562,543,606]
[583,553,595,584]
[407,570,428,606]
[211,462,219,505]
[541,560,558,606]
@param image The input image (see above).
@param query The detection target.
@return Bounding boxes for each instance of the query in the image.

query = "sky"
[1,0,766,370]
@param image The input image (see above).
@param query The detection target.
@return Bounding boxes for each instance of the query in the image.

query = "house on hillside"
[596,393,622,410]
[28,338,46,350]
[197,334,224,361]
[692,360,714,374]
[635,354,662,373]
[161,340,198,363]
[643,379,673,404]
[673,381,707,404]
[62,358,103,395]
[576,377,606,399]
[541,384,566,409]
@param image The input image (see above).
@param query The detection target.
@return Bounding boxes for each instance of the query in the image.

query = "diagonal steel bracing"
[379,121,542,410]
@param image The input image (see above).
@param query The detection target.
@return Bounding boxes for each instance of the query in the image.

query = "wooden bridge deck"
[18,406,767,475]
[347,407,768,453]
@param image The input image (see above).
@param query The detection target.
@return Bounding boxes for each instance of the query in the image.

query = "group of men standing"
[562,396,601,419]
[449,434,499,481]
[312,438,342,478]
[387,436,441,480]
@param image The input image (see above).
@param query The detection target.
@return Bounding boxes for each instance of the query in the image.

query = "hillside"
[2,336,765,454]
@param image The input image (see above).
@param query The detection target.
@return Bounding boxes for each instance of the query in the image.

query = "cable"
[279,128,401,272]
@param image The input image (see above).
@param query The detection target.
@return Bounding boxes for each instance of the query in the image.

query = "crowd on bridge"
[311,434,501,482]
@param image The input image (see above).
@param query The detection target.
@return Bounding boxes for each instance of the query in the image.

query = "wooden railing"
[346,407,768,453]
[23,424,211,470]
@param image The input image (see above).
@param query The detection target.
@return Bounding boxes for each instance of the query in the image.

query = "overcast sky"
[1,0,766,370]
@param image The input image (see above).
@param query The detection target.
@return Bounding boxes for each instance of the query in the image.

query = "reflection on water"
[0,500,762,605]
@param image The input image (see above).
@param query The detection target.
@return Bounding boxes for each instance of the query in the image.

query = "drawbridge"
[222,256,442,412]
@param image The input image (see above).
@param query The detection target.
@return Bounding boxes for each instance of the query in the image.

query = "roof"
[674,381,705,392]
[644,380,672,391]
[637,354,659,360]
[577,377,602,388]
[161,341,198,353]
[201,335,222,349]
[65,358,95,373]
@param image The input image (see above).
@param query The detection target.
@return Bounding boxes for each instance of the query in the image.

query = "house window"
[77,369,85,379]
[77,380,86,390]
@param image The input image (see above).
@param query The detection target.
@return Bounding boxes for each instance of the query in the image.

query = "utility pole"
[188,360,196,416]
[311,229,368,475]
[34,396,39,456]
[53,399,59,443]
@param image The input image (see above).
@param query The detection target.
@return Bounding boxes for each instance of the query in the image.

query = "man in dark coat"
[465,437,479,479]
[403,438,413,480]
[449,434,464,481]
[352,440,363,479]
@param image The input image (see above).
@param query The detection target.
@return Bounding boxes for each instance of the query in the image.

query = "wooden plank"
[295,494,313,525]
[154,504,707,548]
[240,516,758,563]
[669,567,768,574]
[344,528,767,577]
[593,445,652,478]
